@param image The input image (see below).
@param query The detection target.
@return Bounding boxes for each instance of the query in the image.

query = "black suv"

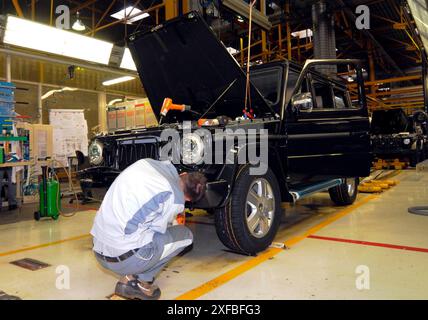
[79,12,371,255]
[371,108,427,166]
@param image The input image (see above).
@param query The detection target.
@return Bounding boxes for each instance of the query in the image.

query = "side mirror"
[291,92,314,114]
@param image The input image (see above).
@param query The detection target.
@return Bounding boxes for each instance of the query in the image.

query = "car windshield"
[250,66,283,109]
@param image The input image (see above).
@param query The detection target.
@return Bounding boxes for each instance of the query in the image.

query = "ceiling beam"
[68,0,104,15]
[334,0,406,77]
[87,2,164,35]
[93,0,117,34]
[70,0,99,14]
[12,0,24,17]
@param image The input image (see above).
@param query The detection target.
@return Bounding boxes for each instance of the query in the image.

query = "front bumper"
[78,167,229,209]
[77,167,120,201]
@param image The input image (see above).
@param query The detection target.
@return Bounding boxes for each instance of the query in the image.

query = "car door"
[285,72,371,184]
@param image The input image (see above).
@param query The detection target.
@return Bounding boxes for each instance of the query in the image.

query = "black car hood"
[128,12,275,121]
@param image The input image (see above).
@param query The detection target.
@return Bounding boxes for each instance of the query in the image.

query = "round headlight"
[403,138,411,145]
[89,140,104,165]
[182,133,205,165]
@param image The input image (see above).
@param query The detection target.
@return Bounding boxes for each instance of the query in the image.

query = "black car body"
[371,109,428,166]
[79,12,371,254]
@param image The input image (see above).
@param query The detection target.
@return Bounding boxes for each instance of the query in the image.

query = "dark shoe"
[115,280,161,300]
[8,205,18,211]
[178,243,194,256]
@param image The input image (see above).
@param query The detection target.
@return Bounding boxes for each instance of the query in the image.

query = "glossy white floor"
[1,169,428,300]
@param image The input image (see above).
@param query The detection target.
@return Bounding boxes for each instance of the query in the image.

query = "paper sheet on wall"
[49,109,88,167]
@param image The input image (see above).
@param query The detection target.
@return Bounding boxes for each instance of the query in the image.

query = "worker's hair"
[182,172,207,203]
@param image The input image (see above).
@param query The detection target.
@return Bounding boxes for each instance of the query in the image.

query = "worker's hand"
[175,212,186,225]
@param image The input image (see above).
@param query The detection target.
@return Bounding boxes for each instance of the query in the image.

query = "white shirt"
[91,159,185,257]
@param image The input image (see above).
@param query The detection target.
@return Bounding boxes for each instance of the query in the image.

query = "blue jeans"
[95,225,193,282]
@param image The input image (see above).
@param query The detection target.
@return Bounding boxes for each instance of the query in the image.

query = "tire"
[34,211,41,221]
[214,166,282,255]
[329,178,359,206]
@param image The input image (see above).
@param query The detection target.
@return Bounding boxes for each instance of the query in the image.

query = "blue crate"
[0,82,15,90]
[0,104,14,116]
[0,83,15,102]
[0,88,15,102]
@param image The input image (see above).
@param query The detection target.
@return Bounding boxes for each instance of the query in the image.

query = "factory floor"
[1,169,428,300]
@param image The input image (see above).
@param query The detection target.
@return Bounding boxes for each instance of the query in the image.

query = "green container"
[38,179,60,220]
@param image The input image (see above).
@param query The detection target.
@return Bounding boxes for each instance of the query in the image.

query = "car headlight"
[403,138,411,145]
[89,140,104,165]
[182,133,205,165]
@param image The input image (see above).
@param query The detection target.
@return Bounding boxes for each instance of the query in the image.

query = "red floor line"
[308,235,428,253]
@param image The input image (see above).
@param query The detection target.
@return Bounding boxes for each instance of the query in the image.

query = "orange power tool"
[160,98,191,117]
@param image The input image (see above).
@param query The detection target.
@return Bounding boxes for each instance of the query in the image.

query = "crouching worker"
[91,159,207,300]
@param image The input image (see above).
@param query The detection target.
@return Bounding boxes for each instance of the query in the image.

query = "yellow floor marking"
[175,194,379,300]
[0,234,91,257]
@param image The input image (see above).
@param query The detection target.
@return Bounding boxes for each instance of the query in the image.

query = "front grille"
[104,137,159,170]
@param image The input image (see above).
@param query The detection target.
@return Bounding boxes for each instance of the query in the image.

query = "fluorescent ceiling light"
[111,6,150,24]
[102,76,136,86]
[4,16,113,65]
[291,29,313,39]
[120,48,137,71]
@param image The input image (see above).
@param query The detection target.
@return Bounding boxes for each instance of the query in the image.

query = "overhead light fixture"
[347,76,355,83]
[107,98,124,106]
[3,16,113,65]
[42,87,78,100]
[111,6,150,24]
[292,29,313,39]
[222,0,272,30]
[72,12,86,31]
[237,15,244,23]
[120,48,137,71]
[102,76,136,86]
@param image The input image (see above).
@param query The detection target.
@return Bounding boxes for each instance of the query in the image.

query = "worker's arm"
[149,194,184,234]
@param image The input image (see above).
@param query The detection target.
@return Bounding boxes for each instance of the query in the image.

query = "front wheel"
[329,178,359,206]
[214,166,282,255]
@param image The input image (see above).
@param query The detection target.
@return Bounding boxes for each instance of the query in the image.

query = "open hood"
[128,11,275,121]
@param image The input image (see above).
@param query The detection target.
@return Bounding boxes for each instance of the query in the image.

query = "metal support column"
[6,55,11,83]
[423,52,428,113]
[260,0,267,62]
[368,42,376,94]
[286,0,292,60]
[165,0,178,20]
[312,0,337,74]
[37,84,43,124]
[31,0,36,20]
[98,92,107,133]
